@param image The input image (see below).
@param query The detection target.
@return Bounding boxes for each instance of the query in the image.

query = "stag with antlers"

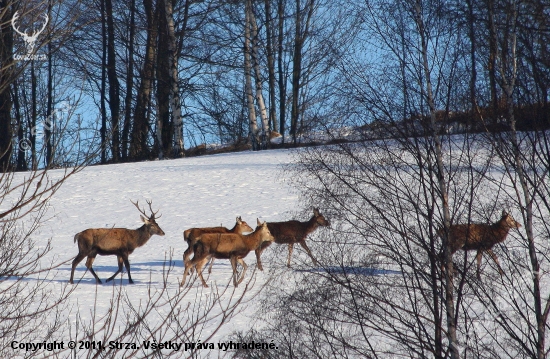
[69,200,165,284]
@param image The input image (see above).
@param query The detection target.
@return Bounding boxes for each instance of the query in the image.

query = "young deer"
[69,200,165,284]
[182,217,253,268]
[181,219,274,288]
[255,208,330,270]
[438,210,521,277]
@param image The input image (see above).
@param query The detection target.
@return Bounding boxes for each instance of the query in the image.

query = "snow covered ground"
[8,139,547,358]
[15,148,308,357]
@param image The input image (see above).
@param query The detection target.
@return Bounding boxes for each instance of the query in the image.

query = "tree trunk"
[100,0,107,164]
[12,81,26,170]
[156,0,171,159]
[277,0,286,142]
[130,0,158,160]
[501,5,546,357]
[30,61,37,170]
[249,5,269,149]
[106,0,120,162]
[244,0,259,150]
[466,0,477,127]
[45,1,53,167]
[165,0,185,157]
[486,0,499,118]
[290,0,302,144]
[122,0,136,161]
[290,0,314,145]
[0,0,13,171]
[265,0,277,137]
[414,1,458,357]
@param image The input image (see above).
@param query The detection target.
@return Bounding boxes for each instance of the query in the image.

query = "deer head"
[313,208,330,227]
[11,11,49,54]
[131,199,165,236]
[501,210,521,229]
[236,216,254,232]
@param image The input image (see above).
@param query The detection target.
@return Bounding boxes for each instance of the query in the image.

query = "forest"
[0,0,547,169]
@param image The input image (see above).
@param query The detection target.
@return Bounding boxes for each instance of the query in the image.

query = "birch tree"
[244,0,259,150]
[476,1,550,357]
[249,4,270,149]
[165,0,184,157]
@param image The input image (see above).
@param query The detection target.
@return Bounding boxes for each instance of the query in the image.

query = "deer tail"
[183,229,191,242]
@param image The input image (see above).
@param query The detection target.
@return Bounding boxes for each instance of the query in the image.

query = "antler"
[146,199,161,219]
[130,199,161,219]
[11,12,49,39]
[11,11,27,37]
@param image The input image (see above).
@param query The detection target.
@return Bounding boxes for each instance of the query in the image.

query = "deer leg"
[208,258,215,274]
[255,241,271,271]
[230,256,239,287]
[106,256,124,283]
[236,258,248,285]
[287,244,294,267]
[195,257,210,288]
[476,250,483,279]
[299,241,318,266]
[122,256,134,284]
[85,255,102,284]
[187,243,201,275]
[487,249,504,275]
[183,244,193,269]
[255,248,264,271]
[69,253,86,284]
[181,258,193,287]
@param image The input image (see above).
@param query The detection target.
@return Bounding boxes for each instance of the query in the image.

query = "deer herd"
[69,199,521,287]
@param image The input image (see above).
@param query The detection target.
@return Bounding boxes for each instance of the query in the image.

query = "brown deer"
[181,219,274,288]
[438,210,521,277]
[183,217,254,269]
[69,200,165,284]
[255,208,330,270]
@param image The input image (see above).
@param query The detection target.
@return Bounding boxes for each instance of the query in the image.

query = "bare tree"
[105,0,120,162]
[165,0,185,157]
[130,0,157,160]
[0,1,14,170]
[244,0,260,150]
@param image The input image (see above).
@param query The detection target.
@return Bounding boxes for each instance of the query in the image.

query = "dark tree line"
[1,0,357,169]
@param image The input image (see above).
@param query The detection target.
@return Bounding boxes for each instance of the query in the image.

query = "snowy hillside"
[15,148,307,357]
[8,138,547,359]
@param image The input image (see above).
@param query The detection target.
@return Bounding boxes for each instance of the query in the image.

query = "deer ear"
[141,215,149,224]
[501,210,507,217]
[313,208,320,215]
[237,216,242,223]
[257,218,261,226]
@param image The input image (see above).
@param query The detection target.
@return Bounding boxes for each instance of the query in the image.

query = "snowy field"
[12,148,307,357]
[5,139,548,358]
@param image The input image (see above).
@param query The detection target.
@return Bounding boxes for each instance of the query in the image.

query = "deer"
[69,200,165,284]
[255,208,330,270]
[181,219,274,288]
[438,210,521,278]
[182,217,254,271]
